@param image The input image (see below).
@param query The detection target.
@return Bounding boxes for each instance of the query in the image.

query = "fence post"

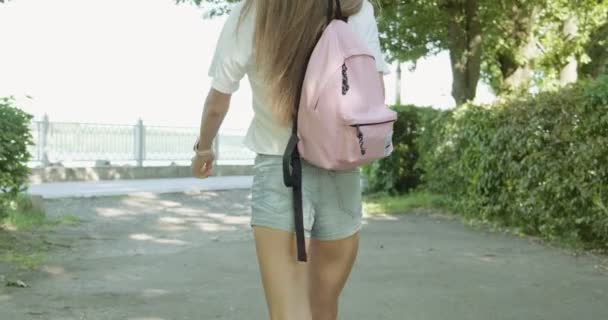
[41,114,50,167]
[135,118,145,167]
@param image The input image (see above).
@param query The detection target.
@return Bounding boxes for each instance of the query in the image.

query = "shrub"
[0,97,34,218]
[362,105,442,195]
[419,77,608,249]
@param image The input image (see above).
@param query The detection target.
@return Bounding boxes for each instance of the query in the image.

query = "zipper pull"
[355,125,366,156]
[342,63,349,95]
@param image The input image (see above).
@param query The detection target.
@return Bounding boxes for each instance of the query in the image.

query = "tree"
[442,0,482,105]
[376,0,446,104]
[535,0,608,88]
[377,0,482,105]
[175,0,238,18]
[377,0,608,99]
[482,0,541,95]
[581,20,608,78]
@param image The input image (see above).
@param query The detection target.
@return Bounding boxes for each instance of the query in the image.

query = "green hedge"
[364,77,608,249]
[419,76,608,249]
[362,105,442,195]
[0,97,33,218]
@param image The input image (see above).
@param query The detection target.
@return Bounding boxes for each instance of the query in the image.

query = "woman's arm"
[192,88,231,178]
[197,89,231,151]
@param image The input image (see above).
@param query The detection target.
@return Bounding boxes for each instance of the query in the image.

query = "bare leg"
[309,232,360,320]
[253,226,312,320]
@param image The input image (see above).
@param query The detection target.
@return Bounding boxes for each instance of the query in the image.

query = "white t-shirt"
[208,0,390,156]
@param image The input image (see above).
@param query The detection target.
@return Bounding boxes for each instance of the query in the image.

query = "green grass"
[363,192,452,215]
[0,194,80,272]
[42,214,83,230]
[2,194,82,230]
[53,214,82,226]
[1,193,47,230]
[0,228,48,271]
[4,209,47,230]
[0,251,44,271]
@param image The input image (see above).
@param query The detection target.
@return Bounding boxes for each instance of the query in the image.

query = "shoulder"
[217,1,254,45]
[348,0,376,28]
[228,1,245,17]
[360,0,376,16]
[223,1,246,26]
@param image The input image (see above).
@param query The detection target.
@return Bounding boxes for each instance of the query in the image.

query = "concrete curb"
[27,176,254,199]
[29,165,254,183]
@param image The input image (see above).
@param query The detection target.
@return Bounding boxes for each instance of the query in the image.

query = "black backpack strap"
[327,0,347,23]
[283,0,348,263]
[282,117,307,262]
[282,79,307,263]
[282,131,298,188]
[291,149,307,262]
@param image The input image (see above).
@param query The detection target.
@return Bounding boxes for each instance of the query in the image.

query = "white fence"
[29,116,255,167]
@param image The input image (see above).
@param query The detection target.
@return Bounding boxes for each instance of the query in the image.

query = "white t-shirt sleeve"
[208,4,251,94]
[350,1,390,75]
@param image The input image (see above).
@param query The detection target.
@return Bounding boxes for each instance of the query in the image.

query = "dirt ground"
[1,190,607,320]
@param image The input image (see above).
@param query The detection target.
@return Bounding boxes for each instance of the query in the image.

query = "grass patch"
[1,193,47,230]
[54,214,82,226]
[1,194,82,272]
[4,209,47,230]
[363,192,451,215]
[0,251,44,271]
[0,194,50,271]
[45,214,83,229]
[0,229,48,271]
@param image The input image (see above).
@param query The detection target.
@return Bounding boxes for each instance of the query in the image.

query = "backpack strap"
[282,71,308,263]
[283,0,347,263]
[327,0,347,23]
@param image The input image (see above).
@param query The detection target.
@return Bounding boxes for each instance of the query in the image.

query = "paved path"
[1,188,607,319]
[28,177,253,199]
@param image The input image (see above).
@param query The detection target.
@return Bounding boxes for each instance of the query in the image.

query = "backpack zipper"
[351,120,395,156]
[341,63,349,95]
[350,120,395,127]
[354,125,366,155]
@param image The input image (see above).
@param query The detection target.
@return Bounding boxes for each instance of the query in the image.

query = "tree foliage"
[377,0,608,100]
[0,97,33,218]
[175,0,238,18]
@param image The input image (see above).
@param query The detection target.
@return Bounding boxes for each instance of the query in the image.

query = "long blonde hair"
[241,0,364,126]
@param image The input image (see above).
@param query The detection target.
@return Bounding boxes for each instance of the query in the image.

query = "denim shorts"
[251,154,363,240]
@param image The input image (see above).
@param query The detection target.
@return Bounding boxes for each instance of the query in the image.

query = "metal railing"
[29,115,255,167]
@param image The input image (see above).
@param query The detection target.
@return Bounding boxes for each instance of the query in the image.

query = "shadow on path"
[1,190,607,319]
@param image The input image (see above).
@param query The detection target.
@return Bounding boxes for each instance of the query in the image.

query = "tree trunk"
[497,2,539,94]
[444,0,482,105]
[560,16,579,86]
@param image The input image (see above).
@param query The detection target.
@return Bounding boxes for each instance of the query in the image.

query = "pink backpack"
[296,14,397,170]
[283,0,397,262]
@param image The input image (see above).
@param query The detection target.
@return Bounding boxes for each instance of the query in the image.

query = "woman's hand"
[191,149,215,179]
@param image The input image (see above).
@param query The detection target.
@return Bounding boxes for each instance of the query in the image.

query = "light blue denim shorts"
[251,154,363,240]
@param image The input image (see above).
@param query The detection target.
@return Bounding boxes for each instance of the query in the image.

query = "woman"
[192,0,389,319]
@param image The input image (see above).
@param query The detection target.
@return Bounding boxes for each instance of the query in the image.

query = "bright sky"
[0,0,495,130]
